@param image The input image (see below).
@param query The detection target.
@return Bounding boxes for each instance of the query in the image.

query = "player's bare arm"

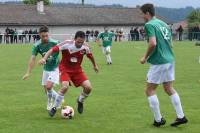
[140,37,156,64]
[96,38,102,47]
[22,55,36,80]
[87,54,99,73]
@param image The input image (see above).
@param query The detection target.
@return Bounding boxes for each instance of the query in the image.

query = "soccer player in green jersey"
[97,27,115,65]
[22,26,60,111]
[139,4,188,127]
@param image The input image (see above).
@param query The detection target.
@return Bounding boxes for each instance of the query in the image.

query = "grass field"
[0,41,200,133]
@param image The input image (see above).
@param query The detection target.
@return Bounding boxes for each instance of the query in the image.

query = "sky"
[1,0,200,8]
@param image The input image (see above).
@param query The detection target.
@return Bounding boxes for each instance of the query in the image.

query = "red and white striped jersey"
[52,40,93,73]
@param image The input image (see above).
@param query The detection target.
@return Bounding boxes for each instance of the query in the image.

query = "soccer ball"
[61,106,74,119]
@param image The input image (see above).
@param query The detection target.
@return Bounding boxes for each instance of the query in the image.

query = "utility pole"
[82,0,84,5]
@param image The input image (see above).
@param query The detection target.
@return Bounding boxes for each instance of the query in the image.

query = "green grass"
[0,41,200,133]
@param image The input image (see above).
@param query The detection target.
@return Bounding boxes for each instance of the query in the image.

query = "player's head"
[74,31,85,48]
[140,3,155,22]
[104,27,109,33]
[39,25,49,43]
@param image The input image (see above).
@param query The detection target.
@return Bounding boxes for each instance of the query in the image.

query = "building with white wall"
[0,1,169,41]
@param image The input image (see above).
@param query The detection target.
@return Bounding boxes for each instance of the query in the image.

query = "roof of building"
[173,20,188,29]
[0,4,170,26]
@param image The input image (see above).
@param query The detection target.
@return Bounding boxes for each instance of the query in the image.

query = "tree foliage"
[187,9,200,27]
[23,0,50,5]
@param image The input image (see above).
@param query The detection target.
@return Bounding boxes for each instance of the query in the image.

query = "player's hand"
[140,56,147,64]
[22,73,30,80]
[94,65,99,73]
[38,58,46,65]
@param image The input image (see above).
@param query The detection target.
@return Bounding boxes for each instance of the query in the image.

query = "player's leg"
[146,65,166,127]
[46,82,58,100]
[49,81,69,117]
[45,82,54,110]
[72,72,90,114]
[43,68,59,110]
[163,82,188,126]
[102,47,109,64]
[45,81,58,110]
[162,63,188,126]
[103,46,112,65]
[54,81,69,108]
[47,68,60,100]
[42,71,53,110]
[48,71,70,117]
[146,83,166,127]
[42,70,48,94]
[106,46,112,64]
[80,80,92,102]
[77,80,92,114]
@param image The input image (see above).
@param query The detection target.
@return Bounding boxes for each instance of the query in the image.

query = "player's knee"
[88,86,92,92]
[145,88,155,96]
[84,85,92,93]
[62,85,68,91]
[45,84,53,90]
[86,85,92,91]
[105,51,110,55]
[164,87,174,96]
[60,87,68,95]
[145,88,150,96]
[60,82,69,94]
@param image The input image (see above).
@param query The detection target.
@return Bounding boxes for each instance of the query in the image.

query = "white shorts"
[42,67,59,86]
[102,46,111,54]
[147,62,175,84]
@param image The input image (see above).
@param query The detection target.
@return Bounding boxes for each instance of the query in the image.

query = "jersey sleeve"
[32,45,38,56]
[52,40,70,52]
[145,24,156,38]
[53,40,60,45]
[49,38,60,46]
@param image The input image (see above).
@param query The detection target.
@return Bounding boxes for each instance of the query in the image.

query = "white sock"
[47,89,58,101]
[107,54,112,63]
[54,93,64,108]
[105,55,110,63]
[47,89,53,103]
[52,89,58,99]
[170,93,184,118]
[148,95,162,122]
[78,91,89,103]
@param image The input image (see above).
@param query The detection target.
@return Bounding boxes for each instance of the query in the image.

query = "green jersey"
[145,17,175,65]
[32,38,60,71]
[98,32,115,47]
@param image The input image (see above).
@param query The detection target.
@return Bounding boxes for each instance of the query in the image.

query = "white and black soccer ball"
[61,106,74,119]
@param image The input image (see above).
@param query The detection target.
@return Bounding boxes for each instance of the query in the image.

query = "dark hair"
[75,31,85,39]
[140,3,155,16]
[39,25,49,33]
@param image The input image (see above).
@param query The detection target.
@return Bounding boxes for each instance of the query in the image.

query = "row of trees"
[187,9,200,28]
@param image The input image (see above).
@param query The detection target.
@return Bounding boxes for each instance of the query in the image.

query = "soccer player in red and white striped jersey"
[39,31,98,117]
